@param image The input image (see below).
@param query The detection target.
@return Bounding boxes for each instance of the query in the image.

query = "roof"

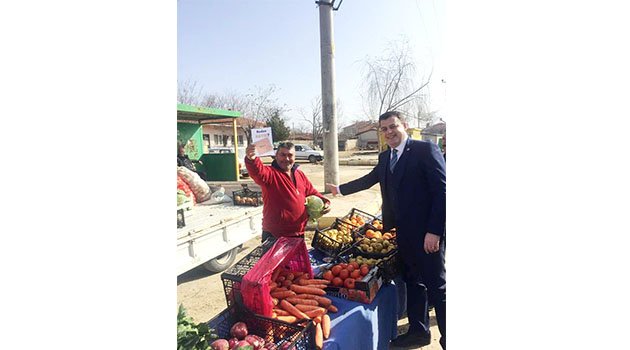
[202,116,266,128]
[356,122,379,135]
[421,122,446,135]
[343,120,373,131]
[177,103,241,123]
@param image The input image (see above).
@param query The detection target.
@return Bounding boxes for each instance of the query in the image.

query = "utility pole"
[317,0,341,192]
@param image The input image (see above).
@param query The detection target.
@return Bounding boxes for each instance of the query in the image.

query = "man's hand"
[423,232,441,254]
[245,144,257,160]
[326,183,339,196]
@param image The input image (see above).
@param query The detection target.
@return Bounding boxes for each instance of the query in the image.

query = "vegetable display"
[177,304,218,350]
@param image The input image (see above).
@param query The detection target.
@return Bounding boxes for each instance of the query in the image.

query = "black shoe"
[391,331,431,348]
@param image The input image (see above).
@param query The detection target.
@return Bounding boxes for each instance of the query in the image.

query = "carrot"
[293,271,306,279]
[269,281,278,289]
[271,297,279,306]
[315,322,323,349]
[275,315,298,324]
[298,279,330,286]
[321,314,331,339]
[290,285,326,296]
[294,294,333,307]
[276,276,286,283]
[272,268,282,282]
[273,308,291,316]
[271,290,296,299]
[285,273,295,282]
[314,315,322,324]
[270,286,288,293]
[305,308,327,318]
[307,284,328,290]
[280,299,310,320]
[327,304,338,313]
[282,280,293,288]
[285,297,319,306]
[294,304,325,312]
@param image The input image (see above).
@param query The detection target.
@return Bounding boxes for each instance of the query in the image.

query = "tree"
[360,38,432,121]
[299,95,344,145]
[265,109,291,142]
[176,81,288,143]
[177,80,204,105]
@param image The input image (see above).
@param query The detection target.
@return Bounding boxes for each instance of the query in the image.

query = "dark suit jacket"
[340,138,446,262]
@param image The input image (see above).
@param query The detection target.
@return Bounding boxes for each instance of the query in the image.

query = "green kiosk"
[177,103,242,181]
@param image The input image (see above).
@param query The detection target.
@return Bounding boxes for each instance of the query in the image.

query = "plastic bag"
[201,187,233,205]
[177,166,211,202]
[177,175,196,205]
[241,237,313,317]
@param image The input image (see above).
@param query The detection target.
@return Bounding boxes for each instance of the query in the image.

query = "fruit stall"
[177,207,404,350]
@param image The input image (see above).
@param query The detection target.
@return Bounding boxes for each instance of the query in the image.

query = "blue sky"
[178,0,445,126]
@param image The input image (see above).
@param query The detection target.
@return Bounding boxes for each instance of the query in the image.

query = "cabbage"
[305,195,325,223]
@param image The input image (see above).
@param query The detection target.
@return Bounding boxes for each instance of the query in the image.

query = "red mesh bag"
[241,237,313,317]
[177,175,196,205]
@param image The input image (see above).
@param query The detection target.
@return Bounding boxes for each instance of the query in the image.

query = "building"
[199,117,266,152]
[420,120,446,147]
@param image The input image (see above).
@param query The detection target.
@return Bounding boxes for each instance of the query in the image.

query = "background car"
[294,143,323,163]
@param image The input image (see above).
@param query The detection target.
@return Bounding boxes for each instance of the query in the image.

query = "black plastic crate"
[338,208,376,230]
[207,304,316,350]
[233,183,263,207]
[351,226,397,259]
[220,239,277,308]
[375,252,401,284]
[311,219,356,258]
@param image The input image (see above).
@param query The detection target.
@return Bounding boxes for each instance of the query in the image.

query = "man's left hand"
[423,232,441,254]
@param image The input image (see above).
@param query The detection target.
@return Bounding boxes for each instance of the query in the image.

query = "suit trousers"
[401,236,446,347]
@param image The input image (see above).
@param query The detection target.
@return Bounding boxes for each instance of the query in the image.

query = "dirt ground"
[177,161,443,349]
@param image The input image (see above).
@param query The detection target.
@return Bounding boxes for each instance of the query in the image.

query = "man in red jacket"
[245,142,330,242]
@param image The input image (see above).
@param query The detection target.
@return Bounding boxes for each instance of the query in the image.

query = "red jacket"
[245,156,329,238]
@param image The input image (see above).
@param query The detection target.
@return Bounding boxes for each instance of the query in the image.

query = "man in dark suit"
[327,111,446,349]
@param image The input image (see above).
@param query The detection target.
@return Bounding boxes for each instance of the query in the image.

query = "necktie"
[390,148,398,173]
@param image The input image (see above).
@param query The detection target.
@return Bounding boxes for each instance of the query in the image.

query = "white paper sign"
[251,127,275,157]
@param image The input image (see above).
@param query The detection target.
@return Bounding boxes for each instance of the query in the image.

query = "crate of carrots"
[268,266,336,349]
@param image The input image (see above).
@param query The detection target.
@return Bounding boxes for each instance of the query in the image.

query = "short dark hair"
[277,141,295,150]
[378,111,405,123]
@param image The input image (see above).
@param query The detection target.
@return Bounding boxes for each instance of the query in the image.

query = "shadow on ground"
[177,245,252,285]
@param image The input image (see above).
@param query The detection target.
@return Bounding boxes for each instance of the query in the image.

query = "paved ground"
[177,158,442,349]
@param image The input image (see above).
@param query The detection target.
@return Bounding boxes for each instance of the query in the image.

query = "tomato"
[331,265,342,276]
[350,269,361,279]
[323,270,334,281]
[332,277,344,287]
[344,278,355,289]
[360,265,370,276]
[339,269,349,280]
[339,263,348,269]
[349,261,360,270]
[346,265,355,273]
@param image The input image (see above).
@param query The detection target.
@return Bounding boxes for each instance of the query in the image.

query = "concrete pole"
[318,0,339,192]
